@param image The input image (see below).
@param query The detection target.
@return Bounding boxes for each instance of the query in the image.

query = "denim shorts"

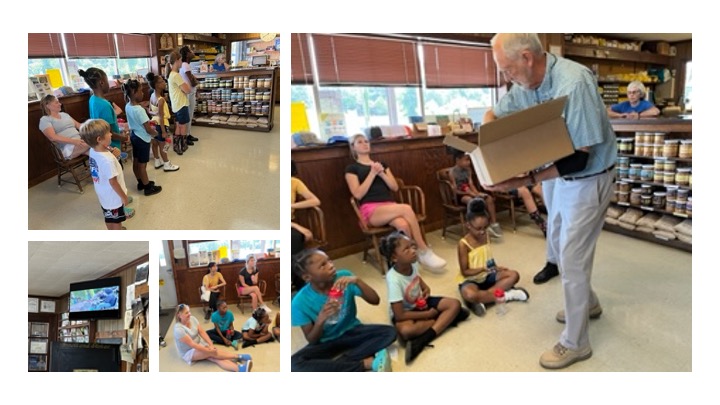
[175,106,190,124]
[130,133,151,163]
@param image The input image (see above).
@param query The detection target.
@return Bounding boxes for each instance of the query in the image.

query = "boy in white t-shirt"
[79,119,130,230]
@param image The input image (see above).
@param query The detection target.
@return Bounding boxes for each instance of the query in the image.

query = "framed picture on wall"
[29,339,48,354]
[28,355,47,371]
[28,297,39,313]
[40,300,56,313]
[30,323,49,338]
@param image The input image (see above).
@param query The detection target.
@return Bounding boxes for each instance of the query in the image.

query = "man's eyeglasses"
[627,90,641,95]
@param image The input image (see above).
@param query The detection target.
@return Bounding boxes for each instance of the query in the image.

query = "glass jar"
[679,140,692,159]
[640,194,652,207]
[653,132,666,144]
[663,171,675,185]
[675,168,691,186]
[663,140,679,158]
[652,192,666,210]
[686,197,692,217]
[629,164,642,180]
[630,188,642,205]
[676,188,689,203]
[619,191,630,204]
[665,199,676,213]
[640,165,654,182]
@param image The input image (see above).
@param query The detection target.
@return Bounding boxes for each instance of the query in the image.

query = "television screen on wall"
[69,277,122,320]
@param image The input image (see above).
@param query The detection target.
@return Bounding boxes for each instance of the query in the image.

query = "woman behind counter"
[607,81,660,119]
[211,54,230,72]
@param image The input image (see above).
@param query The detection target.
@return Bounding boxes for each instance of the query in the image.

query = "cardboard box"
[443,96,574,185]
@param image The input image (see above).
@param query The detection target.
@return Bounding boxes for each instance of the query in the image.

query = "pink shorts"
[359,201,395,224]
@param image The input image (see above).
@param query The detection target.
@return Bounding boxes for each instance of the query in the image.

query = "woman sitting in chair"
[237,253,271,313]
[202,262,227,320]
[39,95,91,160]
[345,134,446,271]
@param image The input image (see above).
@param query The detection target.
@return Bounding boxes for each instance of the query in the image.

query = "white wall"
[158,241,180,309]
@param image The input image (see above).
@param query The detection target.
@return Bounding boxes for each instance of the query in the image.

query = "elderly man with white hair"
[607,80,661,118]
[483,33,617,370]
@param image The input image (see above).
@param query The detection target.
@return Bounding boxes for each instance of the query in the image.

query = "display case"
[606,118,692,252]
[193,68,277,132]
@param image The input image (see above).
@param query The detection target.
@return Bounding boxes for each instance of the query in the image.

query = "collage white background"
[14,4,713,403]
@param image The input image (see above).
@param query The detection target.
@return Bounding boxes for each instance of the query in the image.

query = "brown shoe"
[556,303,603,323]
[539,343,592,369]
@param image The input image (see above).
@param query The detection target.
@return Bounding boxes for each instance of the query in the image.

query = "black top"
[239,267,256,286]
[345,161,394,205]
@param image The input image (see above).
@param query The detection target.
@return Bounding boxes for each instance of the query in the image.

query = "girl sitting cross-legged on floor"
[458,197,529,317]
[380,230,469,365]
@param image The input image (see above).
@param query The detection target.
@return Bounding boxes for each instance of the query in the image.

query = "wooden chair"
[492,191,522,231]
[199,285,226,317]
[350,197,395,275]
[436,168,467,239]
[235,280,267,314]
[293,202,328,248]
[47,140,91,193]
[395,178,427,238]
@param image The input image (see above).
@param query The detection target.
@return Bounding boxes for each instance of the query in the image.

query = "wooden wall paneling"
[29,86,151,188]
[173,258,280,307]
[292,136,465,258]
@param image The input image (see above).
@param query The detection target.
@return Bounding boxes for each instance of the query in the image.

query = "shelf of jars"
[193,68,276,132]
[607,127,692,252]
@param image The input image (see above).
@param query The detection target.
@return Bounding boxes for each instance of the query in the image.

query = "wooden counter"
[609,116,692,133]
[291,135,476,259]
[28,86,149,188]
[172,257,280,307]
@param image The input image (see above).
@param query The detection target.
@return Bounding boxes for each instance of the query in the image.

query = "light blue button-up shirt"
[494,53,617,177]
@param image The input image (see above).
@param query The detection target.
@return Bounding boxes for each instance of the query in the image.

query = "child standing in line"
[145,72,180,172]
[458,198,529,316]
[206,300,242,350]
[291,249,395,372]
[79,67,134,216]
[241,307,275,348]
[122,79,163,196]
[79,119,129,230]
[449,150,503,238]
[167,51,192,155]
[380,231,469,365]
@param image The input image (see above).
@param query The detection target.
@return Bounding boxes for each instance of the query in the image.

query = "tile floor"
[291,219,692,372]
[28,109,280,230]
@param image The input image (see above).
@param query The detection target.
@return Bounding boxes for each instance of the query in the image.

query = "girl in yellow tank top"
[458,198,529,316]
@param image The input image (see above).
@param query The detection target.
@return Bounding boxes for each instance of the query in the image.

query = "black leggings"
[209,291,220,312]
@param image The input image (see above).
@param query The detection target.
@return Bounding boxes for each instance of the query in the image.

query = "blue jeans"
[291,324,396,372]
[206,328,242,345]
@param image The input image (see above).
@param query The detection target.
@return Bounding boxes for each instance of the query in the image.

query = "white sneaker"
[505,287,529,302]
[488,223,503,238]
[163,161,180,172]
[154,159,164,169]
[417,249,446,270]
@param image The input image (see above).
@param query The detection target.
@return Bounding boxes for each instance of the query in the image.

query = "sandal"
[237,360,252,372]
